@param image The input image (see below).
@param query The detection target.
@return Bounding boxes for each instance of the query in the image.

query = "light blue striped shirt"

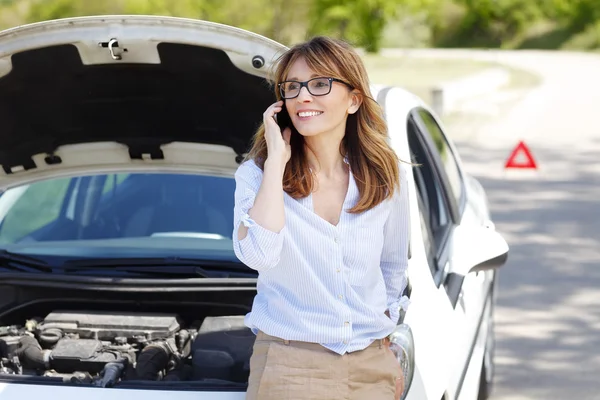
[232,159,410,355]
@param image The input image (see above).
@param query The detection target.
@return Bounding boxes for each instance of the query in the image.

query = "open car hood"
[0,15,286,189]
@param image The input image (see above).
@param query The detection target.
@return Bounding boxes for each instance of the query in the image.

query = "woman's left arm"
[380,164,411,324]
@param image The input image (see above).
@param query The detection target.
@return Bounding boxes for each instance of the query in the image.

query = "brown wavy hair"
[245,36,401,213]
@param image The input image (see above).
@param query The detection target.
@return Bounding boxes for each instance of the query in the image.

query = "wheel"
[478,278,496,400]
[477,355,493,400]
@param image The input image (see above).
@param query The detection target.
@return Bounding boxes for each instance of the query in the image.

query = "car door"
[408,109,487,400]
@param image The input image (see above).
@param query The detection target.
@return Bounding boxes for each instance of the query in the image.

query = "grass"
[362,53,542,106]
[437,64,541,141]
[363,54,493,87]
[503,20,600,51]
[360,53,542,143]
[503,65,542,90]
[363,54,496,104]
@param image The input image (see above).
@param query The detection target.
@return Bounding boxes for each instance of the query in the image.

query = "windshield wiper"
[0,250,53,273]
[61,257,255,278]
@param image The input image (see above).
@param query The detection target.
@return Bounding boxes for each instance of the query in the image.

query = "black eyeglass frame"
[277,77,352,99]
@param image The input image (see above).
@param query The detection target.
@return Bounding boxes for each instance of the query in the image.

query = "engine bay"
[0,310,255,388]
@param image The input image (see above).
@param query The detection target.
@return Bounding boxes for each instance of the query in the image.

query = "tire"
[477,357,492,400]
[478,278,496,400]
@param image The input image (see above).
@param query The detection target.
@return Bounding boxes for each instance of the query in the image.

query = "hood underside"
[0,16,285,182]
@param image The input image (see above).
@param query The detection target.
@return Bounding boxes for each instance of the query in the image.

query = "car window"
[416,109,464,209]
[0,172,237,257]
[0,178,72,244]
[408,118,451,238]
[416,182,436,277]
[407,116,453,277]
[102,173,130,194]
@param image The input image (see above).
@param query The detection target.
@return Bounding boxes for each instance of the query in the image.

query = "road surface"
[399,49,600,400]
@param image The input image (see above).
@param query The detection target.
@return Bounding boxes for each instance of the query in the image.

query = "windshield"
[0,172,238,264]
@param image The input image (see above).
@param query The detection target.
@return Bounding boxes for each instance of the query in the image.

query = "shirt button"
[336,268,341,273]
[343,340,348,344]
[338,295,343,300]
[334,237,339,243]
[344,321,350,326]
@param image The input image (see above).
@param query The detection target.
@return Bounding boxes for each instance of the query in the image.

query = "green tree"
[460,0,543,36]
[308,0,399,52]
[308,0,354,40]
[355,0,396,52]
[25,0,207,22]
[202,0,309,45]
[309,0,438,52]
[443,0,546,46]
[545,0,600,31]
[19,0,309,46]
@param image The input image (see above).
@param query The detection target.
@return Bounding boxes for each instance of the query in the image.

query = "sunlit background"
[1,1,600,399]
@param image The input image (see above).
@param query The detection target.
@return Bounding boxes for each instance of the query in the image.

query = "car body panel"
[381,87,504,400]
[383,87,457,399]
[0,382,246,399]
[0,15,285,70]
[0,15,285,190]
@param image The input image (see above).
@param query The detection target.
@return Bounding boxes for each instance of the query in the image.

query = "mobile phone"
[276,103,292,134]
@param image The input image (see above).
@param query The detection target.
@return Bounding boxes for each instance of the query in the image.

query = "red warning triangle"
[505,141,537,169]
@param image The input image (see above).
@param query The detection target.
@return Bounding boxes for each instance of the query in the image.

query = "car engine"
[0,310,255,387]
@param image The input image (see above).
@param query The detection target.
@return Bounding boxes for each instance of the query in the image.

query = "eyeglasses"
[278,77,351,99]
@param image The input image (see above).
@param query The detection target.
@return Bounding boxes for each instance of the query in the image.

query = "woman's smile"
[296,109,324,122]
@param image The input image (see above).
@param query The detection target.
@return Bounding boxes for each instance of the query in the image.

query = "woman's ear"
[347,90,363,115]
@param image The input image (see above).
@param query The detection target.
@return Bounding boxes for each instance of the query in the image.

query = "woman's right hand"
[263,101,292,168]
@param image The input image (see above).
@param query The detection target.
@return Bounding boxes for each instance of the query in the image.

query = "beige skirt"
[246,331,401,400]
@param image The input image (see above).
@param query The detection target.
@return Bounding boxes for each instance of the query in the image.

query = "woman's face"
[283,57,358,139]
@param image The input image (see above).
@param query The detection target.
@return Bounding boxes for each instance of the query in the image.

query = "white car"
[0,15,508,400]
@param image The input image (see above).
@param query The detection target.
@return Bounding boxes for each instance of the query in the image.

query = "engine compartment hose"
[177,329,191,357]
[39,328,62,348]
[98,361,126,388]
[135,342,172,380]
[16,336,51,370]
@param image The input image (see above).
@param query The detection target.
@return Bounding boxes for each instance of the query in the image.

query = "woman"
[233,36,410,400]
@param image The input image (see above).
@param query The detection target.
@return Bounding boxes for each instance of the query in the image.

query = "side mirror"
[450,224,509,276]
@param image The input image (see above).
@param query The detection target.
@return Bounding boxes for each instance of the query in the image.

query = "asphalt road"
[403,49,600,400]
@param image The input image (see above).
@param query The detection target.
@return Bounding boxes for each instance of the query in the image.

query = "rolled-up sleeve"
[381,163,411,324]
[232,161,285,271]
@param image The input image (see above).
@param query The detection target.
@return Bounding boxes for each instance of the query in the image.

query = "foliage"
[1,0,600,50]
[547,0,600,30]
[309,0,439,52]
[19,0,308,45]
[25,0,206,22]
[452,0,545,45]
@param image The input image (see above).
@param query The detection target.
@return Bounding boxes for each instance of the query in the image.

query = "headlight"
[388,323,415,399]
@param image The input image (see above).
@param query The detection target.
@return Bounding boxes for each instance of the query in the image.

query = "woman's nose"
[296,86,312,102]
